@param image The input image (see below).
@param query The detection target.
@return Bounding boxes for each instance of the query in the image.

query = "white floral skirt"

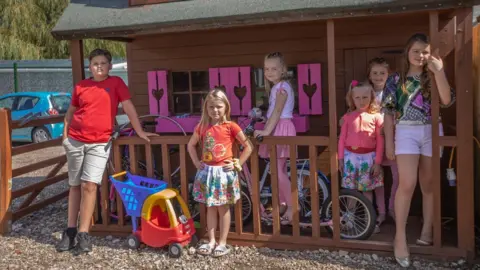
[192,165,240,207]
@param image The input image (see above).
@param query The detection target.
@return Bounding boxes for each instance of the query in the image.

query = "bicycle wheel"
[320,189,376,240]
[287,169,330,219]
[230,185,253,226]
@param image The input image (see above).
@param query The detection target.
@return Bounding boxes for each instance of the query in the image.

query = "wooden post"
[473,16,480,222]
[429,10,442,249]
[0,109,13,235]
[326,20,340,241]
[454,8,475,260]
[70,40,85,86]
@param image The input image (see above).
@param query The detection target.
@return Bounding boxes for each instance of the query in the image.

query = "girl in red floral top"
[188,89,252,257]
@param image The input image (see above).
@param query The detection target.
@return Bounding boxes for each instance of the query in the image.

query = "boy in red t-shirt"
[56,49,157,253]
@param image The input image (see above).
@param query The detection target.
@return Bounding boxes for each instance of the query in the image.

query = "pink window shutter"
[209,67,252,116]
[148,70,169,116]
[298,63,322,115]
[237,66,252,115]
[209,68,221,90]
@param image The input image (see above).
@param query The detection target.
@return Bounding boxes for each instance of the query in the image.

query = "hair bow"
[351,80,358,87]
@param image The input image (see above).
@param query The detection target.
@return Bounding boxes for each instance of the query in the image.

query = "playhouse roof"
[52,0,480,40]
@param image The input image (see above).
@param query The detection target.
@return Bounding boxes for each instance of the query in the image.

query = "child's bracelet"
[233,158,242,172]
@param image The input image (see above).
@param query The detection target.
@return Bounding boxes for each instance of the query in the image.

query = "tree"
[0,0,126,60]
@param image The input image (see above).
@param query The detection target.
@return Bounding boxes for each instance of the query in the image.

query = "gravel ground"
[0,145,478,269]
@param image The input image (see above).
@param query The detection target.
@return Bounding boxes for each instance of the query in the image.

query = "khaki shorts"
[63,137,110,186]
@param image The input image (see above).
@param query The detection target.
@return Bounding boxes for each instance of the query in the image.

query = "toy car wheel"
[168,243,183,258]
[126,235,140,249]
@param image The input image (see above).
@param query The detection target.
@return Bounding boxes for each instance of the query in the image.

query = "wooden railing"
[88,133,469,259]
[0,108,69,234]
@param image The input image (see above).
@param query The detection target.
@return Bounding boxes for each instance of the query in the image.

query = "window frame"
[0,96,18,111]
[169,70,209,115]
[15,95,40,111]
[49,94,71,114]
[252,66,299,113]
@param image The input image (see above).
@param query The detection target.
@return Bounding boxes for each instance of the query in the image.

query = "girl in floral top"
[382,33,455,268]
[188,89,252,257]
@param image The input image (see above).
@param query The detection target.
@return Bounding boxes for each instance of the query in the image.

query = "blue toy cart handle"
[109,171,167,233]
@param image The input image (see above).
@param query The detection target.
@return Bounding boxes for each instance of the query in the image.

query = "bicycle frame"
[240,158,317,214]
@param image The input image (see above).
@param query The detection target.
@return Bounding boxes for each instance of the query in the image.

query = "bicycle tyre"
[287,169,330,217]
[320,189,376,240]
[231,185,253,226]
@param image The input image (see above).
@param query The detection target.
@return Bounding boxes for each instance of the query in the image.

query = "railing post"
[454,8,475,260]
[429,10,443,250]
[0,109,13,235]
[70,39,85,87]
[326,19,341,241]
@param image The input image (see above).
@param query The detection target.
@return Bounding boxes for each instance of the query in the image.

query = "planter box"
[237,115,310,133]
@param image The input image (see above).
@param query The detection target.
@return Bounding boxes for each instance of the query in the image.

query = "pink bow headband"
[351,80,358,87]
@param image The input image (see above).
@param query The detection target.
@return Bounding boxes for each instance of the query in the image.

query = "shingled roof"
[52,0,480,40]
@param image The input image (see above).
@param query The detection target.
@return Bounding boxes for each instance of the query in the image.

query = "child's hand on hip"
[195,161,205,170]
[222,160,235,172]
[371,164,382,177]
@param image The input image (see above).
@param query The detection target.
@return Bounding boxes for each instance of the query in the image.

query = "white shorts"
[395,124,444,157]
[63,137,110,186]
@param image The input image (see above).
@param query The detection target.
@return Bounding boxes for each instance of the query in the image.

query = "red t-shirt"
[195,121,242,166]
[68,76,131,143]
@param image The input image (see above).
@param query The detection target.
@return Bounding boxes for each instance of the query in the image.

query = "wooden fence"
[86,132,471,260]
[0,109,68,234]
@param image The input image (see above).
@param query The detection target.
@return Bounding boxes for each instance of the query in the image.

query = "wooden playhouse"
[0,0,478,261]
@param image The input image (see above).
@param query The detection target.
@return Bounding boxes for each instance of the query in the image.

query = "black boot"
[56,227,77,252]
[76,232,93,253]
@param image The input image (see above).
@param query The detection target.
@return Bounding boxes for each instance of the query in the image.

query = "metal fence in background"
[0,60,128,95]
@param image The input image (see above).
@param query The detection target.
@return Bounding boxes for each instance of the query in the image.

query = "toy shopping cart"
[109,171,167,232]
[109,171,197,257]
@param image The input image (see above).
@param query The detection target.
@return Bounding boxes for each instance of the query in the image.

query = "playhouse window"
[252,67,299,112]
[171,71,209,114]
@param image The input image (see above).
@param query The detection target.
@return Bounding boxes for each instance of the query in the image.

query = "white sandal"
[196,243,215,255]
[212,244,231,258]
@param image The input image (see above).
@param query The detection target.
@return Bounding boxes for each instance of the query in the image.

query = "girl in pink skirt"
[254,52,296,225]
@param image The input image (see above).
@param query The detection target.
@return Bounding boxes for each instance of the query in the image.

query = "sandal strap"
[213,245,230,256]
[197,243,215,254]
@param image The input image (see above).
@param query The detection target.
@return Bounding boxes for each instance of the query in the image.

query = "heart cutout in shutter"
[152,88,164,115]
[234,86,247,112]
[302,83,317,111]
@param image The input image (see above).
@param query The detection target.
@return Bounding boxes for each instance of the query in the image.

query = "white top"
[375,90,384,116]
[374,90,383,106]
[266,81,294,119]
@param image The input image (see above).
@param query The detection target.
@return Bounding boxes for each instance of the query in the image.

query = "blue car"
[0,92,71,143]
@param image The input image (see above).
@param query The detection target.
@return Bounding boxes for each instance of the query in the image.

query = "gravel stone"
[1,145,478,269]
